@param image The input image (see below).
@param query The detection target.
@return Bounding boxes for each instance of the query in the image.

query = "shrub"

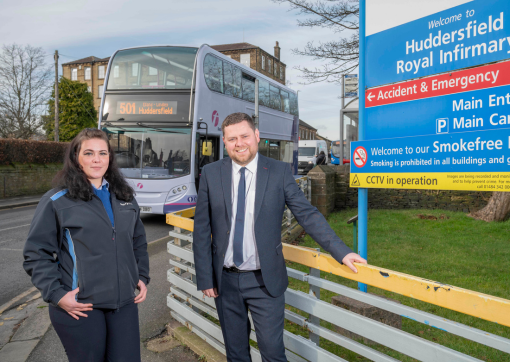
[0,139,69,165]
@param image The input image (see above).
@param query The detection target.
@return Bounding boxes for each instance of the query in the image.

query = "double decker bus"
[99,45,299,214]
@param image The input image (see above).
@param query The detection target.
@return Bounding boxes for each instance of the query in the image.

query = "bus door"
[196,135,220,188]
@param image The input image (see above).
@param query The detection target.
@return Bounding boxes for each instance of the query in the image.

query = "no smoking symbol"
[353,146,367,168]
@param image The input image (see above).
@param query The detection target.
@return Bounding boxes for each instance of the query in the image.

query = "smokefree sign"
[349,128,510,191]
[366,0,510,87]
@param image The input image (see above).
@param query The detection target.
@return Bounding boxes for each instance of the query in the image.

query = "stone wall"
[333,165,491,212]
[0,163,62,199]
[308,165,336,216]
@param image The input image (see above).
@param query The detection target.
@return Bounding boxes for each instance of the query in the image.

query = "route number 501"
[119,102,136,114]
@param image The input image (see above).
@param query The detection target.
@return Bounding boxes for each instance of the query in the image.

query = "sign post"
[358,0,368,293]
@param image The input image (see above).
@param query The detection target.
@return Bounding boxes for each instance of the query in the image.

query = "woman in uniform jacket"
[23,128,150,362]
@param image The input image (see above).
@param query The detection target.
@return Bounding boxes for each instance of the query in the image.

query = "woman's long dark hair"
[53,128,134,202]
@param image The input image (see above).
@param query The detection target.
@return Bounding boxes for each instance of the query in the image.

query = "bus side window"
[242,73,255,103]
[204,54,224,93]
[224,63,242,99]
[280,90,290,113]
[269,85,281,110]
[289,92,299,117]
[258,79,270,107]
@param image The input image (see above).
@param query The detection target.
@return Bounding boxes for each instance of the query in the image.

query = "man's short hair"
[221,112,255,134]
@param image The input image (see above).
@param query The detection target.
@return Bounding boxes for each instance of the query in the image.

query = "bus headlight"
[167,185,187,202]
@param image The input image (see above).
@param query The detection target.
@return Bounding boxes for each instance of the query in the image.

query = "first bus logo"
[212,110,219,127]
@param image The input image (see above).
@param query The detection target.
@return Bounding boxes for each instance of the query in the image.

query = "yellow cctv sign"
[350,172,510,191]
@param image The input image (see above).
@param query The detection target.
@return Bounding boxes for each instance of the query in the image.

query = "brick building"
[298,119,317,140]
[315,133,332,151]
[61,41,286,114]
[210,41,285,85]
[61,56,109,111]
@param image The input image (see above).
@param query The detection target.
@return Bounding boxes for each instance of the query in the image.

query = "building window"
[262,55,265,70]
[87,86,91,93]
[71,68,77,81]
[268,59,272,74]
[113,65,119,78]
[84,67,91,80]
[240,54,250,68]
[280,66,283,80]
[98,85,104,98]
[98,65,105,79]
[132,63,139,77]
[274,62,277,76]
[149,67,158,76]
[225,55,232,58]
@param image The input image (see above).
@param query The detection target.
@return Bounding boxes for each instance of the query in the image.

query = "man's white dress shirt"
[223,153,260,270]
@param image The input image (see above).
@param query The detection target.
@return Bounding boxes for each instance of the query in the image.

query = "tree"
[470,192,510,222]
[44,77,97,142]
[0,44,52,139]
[272,0,359,85]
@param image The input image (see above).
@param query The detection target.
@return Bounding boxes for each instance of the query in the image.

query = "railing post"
[308,248,321,346]
[173,227,184,275]
[353,220,358,255]
[306,176,312,202]
[190,229,196,285]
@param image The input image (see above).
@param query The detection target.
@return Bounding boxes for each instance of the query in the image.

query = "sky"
[0,0,354,141]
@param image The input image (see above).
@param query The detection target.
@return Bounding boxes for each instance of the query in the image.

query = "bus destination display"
[116,101,177,115]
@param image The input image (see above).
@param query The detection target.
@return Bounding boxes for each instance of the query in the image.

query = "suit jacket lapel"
[221,157,233,226]
[254,155,269,223]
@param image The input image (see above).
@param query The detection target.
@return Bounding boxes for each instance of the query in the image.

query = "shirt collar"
[232,153,258,175]
[91,178,109,191]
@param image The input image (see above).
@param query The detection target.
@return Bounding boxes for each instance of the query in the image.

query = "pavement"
[0,194,200,362]
[0,194,44,211]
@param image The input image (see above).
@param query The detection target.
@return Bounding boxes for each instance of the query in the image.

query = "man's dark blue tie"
[233,167,246,267]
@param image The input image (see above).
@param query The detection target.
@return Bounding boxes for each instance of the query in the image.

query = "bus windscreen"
[104,127,191,179]
[107,47,198,90]
[332,141,341,157]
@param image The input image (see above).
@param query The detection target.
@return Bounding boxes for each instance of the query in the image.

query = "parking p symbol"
[436,118,448,134]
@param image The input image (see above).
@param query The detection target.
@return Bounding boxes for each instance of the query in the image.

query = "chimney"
[274,41,280,60]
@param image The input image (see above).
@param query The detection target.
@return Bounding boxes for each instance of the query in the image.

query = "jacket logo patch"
[120,202,133,206]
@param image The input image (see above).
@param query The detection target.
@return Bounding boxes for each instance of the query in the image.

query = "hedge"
[0,139,69,165]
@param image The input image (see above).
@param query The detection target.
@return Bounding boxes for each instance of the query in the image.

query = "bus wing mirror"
[202,141,212,156]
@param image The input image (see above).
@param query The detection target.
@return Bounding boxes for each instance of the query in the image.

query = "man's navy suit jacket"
[193,154,352,298]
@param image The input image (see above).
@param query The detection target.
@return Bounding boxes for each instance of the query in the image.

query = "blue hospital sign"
[352,0,510,191]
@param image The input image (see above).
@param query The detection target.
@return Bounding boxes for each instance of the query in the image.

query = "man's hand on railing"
[202,288,219,298]
[342,253,367,273]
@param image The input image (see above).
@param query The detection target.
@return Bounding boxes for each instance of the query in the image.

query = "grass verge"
[285,208,510,362]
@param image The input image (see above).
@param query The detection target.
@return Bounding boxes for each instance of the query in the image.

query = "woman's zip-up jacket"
[23,188,150,309]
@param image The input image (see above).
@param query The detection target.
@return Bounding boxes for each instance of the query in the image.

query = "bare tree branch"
[272,0,359,86]
[0,44,52,139]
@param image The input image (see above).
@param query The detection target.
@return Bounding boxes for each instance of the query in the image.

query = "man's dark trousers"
[215,269,286,361]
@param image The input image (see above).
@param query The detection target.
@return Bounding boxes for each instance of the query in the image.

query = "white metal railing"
[166,175,510,361]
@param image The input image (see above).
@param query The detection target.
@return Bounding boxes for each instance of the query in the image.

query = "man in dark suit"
[193,113,366,361]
